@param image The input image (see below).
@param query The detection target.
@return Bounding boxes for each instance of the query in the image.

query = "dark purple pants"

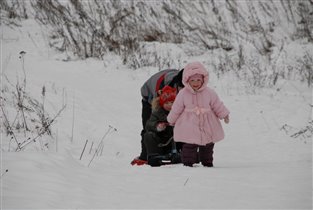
[181,143,215,166]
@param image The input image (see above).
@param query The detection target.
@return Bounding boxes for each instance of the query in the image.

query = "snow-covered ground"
[1,19,312,209]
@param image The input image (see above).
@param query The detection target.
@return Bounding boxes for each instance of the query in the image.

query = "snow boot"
[131,157,147,166]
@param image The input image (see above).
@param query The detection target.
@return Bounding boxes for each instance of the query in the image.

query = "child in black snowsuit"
[131,69,184,166]
[143,86,181,165]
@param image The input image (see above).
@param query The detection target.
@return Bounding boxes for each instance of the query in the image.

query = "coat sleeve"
[167,90,185,125]
[209,89,230,119]
[145,111,159,132]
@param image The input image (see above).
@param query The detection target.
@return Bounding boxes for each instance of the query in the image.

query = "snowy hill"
[1,1,313,209]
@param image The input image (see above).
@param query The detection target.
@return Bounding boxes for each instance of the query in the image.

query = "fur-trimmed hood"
[182,62,209,93]
[151,97,162,111]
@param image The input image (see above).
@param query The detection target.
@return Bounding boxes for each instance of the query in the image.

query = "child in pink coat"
[167,61,230,167]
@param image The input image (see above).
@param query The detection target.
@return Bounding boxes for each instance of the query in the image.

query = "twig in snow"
[71,94,75,143]
[291,123,313,139]
[87,125,118,167]
[89,141,94,154]
[100,142,105,156]
[184,177,189,186]
[16,51,29,133]
[88,126,112,167]
[56,129,58,152]
[99,125,117,156]
[0,169,9,179]
[88,144,101,167]
[88,127,111,167]
[79,139,88,160]
[0,105,21,150]
[109,124,118,132]
[17,105,66,151]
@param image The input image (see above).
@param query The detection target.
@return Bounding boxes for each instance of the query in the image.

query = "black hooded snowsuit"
[139,69,183,160]
[143,106,173,158]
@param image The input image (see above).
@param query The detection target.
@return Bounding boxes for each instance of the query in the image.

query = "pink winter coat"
[167,62,230,145]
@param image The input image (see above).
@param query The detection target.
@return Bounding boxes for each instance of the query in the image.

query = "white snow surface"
[1,19,312,209]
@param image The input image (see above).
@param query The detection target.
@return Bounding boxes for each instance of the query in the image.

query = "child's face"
[188,78,203,91]
[163,101,174,111]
